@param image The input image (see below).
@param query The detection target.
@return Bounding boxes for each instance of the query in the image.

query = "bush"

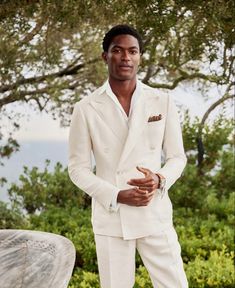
[68,269,100,288]
[0,201,28,229]
[8,161,90,214]
[185,248,235,287]
[174,209,234,263]
[134,266,152,288]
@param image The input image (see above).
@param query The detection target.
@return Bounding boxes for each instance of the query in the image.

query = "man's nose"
[121,50,130,61]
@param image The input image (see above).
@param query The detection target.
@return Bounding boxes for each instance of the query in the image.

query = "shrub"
[0,201,28,229]
[134,266,152,288]
[68,269,100,288]
[8,161,90,214]
[185,248,235,287]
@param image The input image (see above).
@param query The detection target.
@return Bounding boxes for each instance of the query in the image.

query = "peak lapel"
[118,93,159,167]
[118,97,148,166]
[89,92,128,144]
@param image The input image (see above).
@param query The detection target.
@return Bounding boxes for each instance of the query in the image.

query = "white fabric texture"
[95,226,188,288]
[68,80,187,239]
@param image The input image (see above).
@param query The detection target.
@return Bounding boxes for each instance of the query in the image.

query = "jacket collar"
[89,81,159,164]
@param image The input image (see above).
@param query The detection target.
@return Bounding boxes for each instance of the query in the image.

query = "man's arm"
[156,94,187,190]
[68,102,120,211]
[125,95,187,200]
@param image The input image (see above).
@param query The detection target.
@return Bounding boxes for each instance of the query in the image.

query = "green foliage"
[172,114,234,209]
[211,149,235,197]
[8,160,90,214]
[182,112,233,170]
[175,209,234,263]
[68,269,100,288]
[0,201,28,229]
[134,266,152,288]
[201,116,234,171]
[185,249,235,287]
[0,137,19,160]
[201,192,235,222]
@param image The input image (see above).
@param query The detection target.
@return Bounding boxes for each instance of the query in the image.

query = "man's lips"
[119,65,133,69]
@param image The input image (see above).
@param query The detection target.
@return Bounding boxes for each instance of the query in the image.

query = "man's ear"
[102,52,108,64]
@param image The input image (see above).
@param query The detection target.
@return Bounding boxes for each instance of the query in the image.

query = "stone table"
[0,229,76,288]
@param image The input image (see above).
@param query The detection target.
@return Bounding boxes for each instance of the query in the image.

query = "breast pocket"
[147,121,165,149]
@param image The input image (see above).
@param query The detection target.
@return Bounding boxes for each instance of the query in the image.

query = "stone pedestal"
[0,229,76,288]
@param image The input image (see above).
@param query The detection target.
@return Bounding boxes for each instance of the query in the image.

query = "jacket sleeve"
[68,102,120,211]
[157,95,187,191]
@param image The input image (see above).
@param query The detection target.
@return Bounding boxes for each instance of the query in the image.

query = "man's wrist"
[155,173,166,189]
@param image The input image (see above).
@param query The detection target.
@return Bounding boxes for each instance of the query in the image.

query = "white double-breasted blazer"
[68,81,187,240]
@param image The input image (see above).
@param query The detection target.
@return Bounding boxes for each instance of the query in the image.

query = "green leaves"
[186,248,234,287]
[8,160,88,214]
[0,201,27,229]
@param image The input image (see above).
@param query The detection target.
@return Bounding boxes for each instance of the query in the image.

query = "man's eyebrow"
[111,45,139,50]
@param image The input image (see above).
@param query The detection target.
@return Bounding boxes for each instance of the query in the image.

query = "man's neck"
[108,78,137,116]
[108,78,137,101]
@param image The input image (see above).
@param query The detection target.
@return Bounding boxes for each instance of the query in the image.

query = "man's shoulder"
[74,83,106,107]
[140,81,169,100]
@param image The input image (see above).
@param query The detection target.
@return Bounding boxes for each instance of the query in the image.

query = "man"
[68,24,188,288]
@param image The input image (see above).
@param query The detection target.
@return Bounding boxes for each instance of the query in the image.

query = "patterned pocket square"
[148,114,162,122]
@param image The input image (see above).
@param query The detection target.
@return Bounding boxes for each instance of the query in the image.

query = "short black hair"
[102,24,143,53]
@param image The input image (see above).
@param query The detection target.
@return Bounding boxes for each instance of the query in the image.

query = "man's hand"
[117,187,154,206]
[117,166,159,207]
[127,166,159,193]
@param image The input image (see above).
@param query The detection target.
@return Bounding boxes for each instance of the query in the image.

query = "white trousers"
[95,226,188,288]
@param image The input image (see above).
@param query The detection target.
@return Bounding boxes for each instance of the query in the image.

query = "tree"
[1,0,234,160]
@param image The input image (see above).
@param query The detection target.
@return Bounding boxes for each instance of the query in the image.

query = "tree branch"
[0,77,84,108]
[142,64,156,84]
[197,82,234,169]
[199,87,234,129]
[0,57,99,94]
[148,71,225,89]
[20,18,45,44]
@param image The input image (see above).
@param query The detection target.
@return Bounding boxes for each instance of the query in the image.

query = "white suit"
[68,80,188,287]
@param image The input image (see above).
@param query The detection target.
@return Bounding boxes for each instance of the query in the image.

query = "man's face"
[102,34,141,81]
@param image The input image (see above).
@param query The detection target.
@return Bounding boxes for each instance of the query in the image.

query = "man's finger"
[135,193,154,206]
[127,177,153,185]
[136,166,150,176]
[135,189,154,198]
[137,185,156,192]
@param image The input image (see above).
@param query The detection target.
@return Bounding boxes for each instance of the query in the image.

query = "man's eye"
[130,50,138,55]
[112,49,121,53]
